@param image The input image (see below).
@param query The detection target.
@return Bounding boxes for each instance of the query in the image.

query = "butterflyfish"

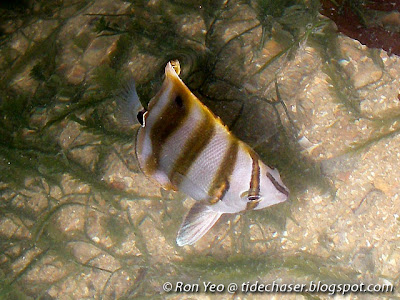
[124,60,289,246]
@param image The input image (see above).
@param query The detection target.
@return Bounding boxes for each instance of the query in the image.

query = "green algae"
[180,252,358,286]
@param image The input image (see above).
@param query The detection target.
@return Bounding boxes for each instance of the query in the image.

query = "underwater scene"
[1,0,400,299]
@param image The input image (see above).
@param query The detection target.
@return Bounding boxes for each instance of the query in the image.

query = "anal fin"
[176,202,222,246]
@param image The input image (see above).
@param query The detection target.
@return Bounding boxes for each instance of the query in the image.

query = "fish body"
[134,61,289,246]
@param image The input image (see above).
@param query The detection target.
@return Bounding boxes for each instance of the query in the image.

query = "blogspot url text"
[162,281,394,295]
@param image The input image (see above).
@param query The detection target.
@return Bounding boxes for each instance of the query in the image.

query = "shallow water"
[1,0,400,299]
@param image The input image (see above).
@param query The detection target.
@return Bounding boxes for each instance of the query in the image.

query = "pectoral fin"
[176,202,222,246]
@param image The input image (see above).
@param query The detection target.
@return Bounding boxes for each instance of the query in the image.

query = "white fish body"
[133,61,289,246]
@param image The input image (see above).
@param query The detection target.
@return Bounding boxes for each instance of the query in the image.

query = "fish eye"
[248,195,260,202]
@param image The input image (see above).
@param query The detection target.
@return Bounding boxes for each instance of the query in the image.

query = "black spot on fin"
[137,109,147,127]
[175,95,183,108]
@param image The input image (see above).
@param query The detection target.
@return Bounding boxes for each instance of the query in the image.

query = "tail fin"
[176,202,222,246]
[115,79,144,126]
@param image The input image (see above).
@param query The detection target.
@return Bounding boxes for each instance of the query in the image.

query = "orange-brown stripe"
[145,93,190,174]
[169,112,215,187]
[246,200,259,210]
[208,137,239,204]
[248,148,260,201]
